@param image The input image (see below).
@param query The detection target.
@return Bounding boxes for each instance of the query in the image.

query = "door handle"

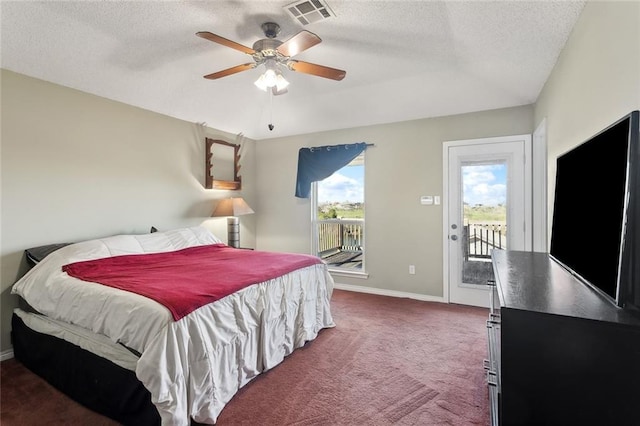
[451,235,458,241]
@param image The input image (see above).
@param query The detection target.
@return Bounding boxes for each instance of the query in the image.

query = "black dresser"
[486,249,640,426]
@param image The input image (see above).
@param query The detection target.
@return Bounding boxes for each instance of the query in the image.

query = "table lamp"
[211,197,254,248]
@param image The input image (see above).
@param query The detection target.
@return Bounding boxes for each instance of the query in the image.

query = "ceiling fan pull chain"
[268,89,275,131]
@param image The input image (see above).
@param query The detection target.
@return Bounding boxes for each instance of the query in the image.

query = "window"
[461,162,507,285]
[312,152,365,273]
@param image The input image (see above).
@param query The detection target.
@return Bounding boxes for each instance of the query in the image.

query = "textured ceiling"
[1,1,585,140]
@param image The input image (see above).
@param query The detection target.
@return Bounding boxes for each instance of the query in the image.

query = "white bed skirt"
[138,263,335,425]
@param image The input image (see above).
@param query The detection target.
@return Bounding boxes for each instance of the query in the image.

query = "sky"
[462,163,507,206]
[318,164,364,203]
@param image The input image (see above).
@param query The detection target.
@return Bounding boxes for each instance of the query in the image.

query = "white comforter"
[12,226,335,425]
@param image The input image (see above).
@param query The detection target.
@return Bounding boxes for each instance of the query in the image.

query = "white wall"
[535,0,640,242]
[0,70,256,352]
[255,106,533,297]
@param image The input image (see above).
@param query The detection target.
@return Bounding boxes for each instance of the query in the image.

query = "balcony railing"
[316,220,503,267]
[463,223,507,260]
[316,219,363,268]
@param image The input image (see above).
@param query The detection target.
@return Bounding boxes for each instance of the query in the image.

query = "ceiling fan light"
[254,74,269,91]
[263,68,278,87]
[276,74,289,91]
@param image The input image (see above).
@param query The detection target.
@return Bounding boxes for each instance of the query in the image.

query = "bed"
[10,226,335,425]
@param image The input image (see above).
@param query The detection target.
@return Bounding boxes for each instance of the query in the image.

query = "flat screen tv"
[550,110,640,309]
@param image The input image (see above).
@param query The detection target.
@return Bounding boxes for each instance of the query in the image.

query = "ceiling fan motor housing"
[252,39,283,54]
[252,38,286,66]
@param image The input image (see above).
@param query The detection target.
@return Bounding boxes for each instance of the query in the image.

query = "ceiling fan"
[196,22,346,95]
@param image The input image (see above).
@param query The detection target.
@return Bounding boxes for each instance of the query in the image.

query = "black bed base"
[11,313,161,425]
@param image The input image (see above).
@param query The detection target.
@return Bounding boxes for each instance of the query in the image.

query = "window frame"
[311,154,368,278]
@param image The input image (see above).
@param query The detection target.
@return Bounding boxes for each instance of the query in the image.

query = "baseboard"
[0,349,15,361]
[333,282,446,303]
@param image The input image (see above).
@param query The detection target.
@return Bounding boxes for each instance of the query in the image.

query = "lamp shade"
[254,59,289,92]
[212,197,255,217]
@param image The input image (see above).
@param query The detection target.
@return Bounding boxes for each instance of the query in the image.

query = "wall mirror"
[205,138,241,190]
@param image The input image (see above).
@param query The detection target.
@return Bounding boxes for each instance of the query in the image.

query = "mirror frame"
[205,138,241,190]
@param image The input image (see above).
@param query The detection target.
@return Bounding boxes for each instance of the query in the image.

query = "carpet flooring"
[1,289,490,425]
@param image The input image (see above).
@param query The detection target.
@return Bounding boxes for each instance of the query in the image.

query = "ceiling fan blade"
[196,31,255,55]
[289,60,346,81]
[276,30,322,57]
[203,63,255,80]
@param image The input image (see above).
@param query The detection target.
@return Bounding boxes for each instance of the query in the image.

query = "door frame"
[442,134,532,304]
[532,118,548,252]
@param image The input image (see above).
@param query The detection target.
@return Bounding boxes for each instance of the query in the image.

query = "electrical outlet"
[409,265,415,275]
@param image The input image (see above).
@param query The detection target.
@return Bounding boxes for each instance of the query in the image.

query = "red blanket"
[62,244,323,321]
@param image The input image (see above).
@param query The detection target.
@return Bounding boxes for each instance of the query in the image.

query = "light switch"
[420,196,433,205]
[434,196,441,205]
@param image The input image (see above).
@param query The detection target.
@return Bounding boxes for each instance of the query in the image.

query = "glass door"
[445,135,531,307]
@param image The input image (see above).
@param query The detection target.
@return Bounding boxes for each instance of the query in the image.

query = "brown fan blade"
[276,30,321,58]
[203,63,255,80]
[196,31,255,55]
[289,60,346,81]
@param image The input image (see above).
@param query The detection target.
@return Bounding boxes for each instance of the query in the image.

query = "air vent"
[284,0,335,26]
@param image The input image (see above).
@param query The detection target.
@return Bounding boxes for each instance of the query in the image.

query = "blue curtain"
[295,142,368,198]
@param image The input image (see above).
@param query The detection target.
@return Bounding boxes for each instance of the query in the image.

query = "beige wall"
[0,70,256,353]
[254,106,533,296]
[535,0,640,239]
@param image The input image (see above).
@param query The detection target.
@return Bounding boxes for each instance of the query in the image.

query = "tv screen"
[550,110,639,306]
